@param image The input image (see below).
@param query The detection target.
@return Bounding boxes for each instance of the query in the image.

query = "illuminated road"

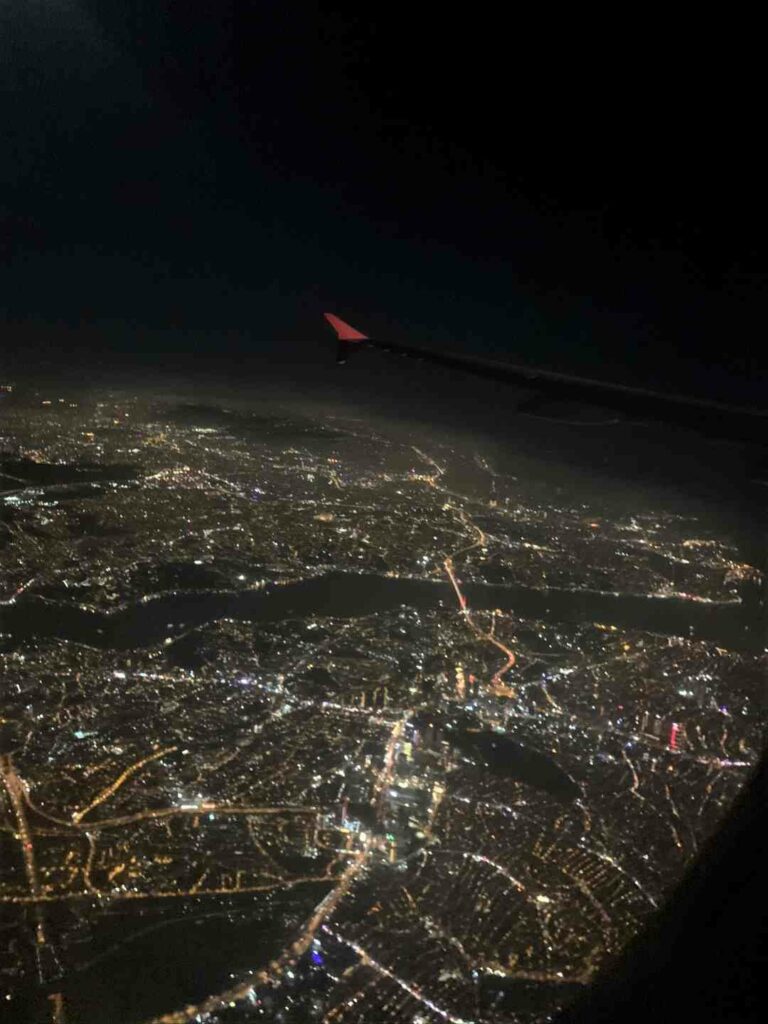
[410,447,518,696]
[145,713,409,1024]
[1,755,44,903]
[0,801,327,907]
[322,925,475,1024]
[1,754,65,1018]
[75,802,319,832]
[47,993,66,1024]
[375,714,405,822]
[71,745,178,824]
[443,555,517,693]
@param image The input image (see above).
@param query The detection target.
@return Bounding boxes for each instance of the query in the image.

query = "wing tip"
[323,312,368,341]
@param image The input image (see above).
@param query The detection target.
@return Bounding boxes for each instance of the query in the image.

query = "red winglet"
[323,313,368,341]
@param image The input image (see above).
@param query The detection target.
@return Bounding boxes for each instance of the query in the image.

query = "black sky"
[1,3,765,401]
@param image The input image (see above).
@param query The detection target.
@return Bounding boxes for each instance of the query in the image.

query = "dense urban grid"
[0,384,765,1023]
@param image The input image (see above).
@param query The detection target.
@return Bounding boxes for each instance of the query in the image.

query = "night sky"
[1,4,765,401]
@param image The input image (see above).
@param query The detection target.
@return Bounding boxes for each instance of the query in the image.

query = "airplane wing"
[323,313,767,442]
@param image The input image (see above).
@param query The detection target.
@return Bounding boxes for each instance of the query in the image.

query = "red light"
[323,313,368,341]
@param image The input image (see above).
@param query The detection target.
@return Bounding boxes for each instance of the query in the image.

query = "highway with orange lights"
[1,753,65,1019]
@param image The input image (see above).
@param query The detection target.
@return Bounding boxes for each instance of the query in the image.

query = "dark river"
[1,571,761,652]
